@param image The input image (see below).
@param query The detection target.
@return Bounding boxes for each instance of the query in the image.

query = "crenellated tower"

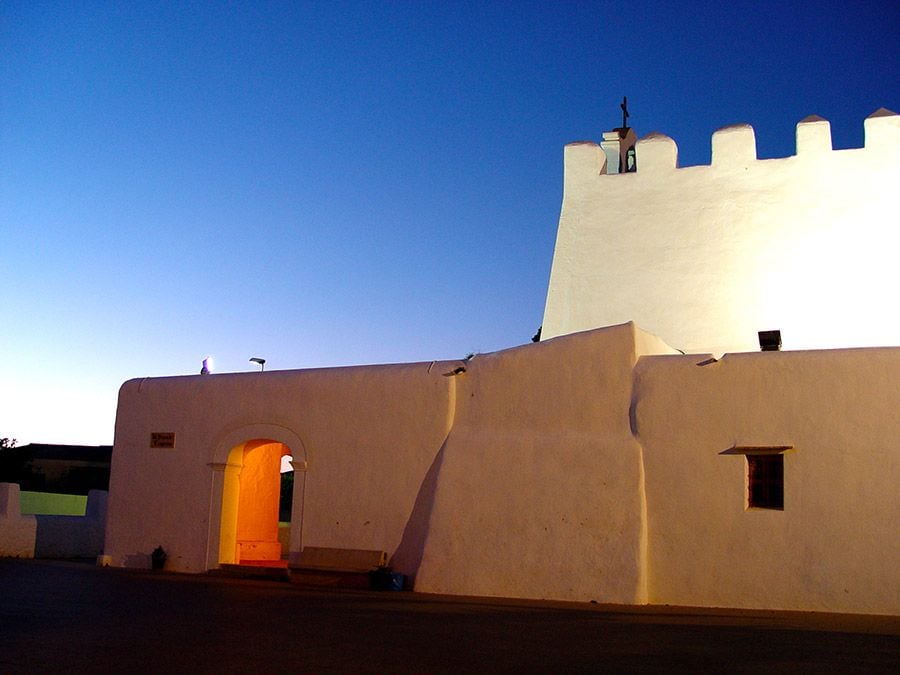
[542,108,900,354]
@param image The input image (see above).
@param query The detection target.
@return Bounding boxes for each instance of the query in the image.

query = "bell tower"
[600,96,637,174]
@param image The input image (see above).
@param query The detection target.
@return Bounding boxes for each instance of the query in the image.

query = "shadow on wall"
[389,441,447,585]
[34,490,108,558]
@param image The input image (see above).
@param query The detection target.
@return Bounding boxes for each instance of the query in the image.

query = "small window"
[747,454,783,510]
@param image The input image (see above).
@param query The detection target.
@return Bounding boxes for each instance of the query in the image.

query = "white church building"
[101,109,899,615]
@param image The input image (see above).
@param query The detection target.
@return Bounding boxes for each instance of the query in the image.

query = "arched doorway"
[218,439,292,566]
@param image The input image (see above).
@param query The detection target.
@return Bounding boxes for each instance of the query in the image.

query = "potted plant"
[368,565,405,591]
[151,545,167,570]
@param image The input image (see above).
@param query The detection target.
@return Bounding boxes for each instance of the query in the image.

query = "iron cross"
[620,96,630,129]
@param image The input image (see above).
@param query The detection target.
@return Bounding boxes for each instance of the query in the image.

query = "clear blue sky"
[2,1,898,445]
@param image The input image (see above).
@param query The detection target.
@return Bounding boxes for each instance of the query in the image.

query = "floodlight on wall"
[201,357,213,375]
[758,330,782,352]
[250,357,266,372]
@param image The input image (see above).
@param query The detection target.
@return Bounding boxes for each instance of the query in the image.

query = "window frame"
[720,444,792,511]
[746,453,784,510]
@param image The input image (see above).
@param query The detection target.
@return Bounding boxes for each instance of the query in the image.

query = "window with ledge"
[720,445,790,510]
[747,453,784,510]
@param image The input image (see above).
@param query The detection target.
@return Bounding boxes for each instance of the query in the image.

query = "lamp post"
[250,357,266,372]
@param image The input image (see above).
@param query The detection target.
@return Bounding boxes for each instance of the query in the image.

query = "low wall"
[0,483,37,558]
[34,490,108,559]
[0,485,108,559]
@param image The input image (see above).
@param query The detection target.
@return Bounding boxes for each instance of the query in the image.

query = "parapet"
[635,132,678,174]
[865,108,900,150]
[711,123,756,166]
[563,141,606,185]
[0,483,37,557]
[796,115,831,154]
[577,108,899,175]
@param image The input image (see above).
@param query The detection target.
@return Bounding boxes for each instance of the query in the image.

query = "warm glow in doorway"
[219,440,291,565]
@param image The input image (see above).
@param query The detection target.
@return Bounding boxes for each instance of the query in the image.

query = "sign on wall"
[150,432,176,449]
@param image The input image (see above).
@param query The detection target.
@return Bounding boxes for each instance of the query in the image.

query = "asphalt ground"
[0,559,897,673]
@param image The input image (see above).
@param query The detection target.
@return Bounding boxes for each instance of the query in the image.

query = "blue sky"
[2,1,898,445]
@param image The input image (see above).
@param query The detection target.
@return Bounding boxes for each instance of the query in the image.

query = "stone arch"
[206,424,308,570]
[211,423,308,466]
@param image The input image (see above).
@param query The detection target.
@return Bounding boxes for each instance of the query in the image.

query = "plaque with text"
[150,432,176,449]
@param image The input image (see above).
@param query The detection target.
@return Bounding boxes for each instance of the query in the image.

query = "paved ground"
[1,559,897,673]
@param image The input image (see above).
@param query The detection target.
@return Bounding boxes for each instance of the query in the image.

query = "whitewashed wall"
[633,347,900,615]
[103,326,898,614]
[34,490,108,558]
[104,364,454,573]
[0,483,36,557]
[415,323,675,603]
[542,110,900,355]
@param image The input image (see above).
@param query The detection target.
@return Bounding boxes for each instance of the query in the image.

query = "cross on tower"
[620,96,630,129]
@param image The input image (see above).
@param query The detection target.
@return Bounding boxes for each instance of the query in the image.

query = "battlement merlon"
[562,108,899,183]
[866,107,900,150]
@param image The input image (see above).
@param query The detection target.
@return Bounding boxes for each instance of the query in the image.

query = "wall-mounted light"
[758,330,782,352]
[201,357,213,375]
[250,357,266,372]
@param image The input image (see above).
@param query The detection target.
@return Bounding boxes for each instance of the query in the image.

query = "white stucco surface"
[104,364,454,572]
[633,348,900,614]
[0,482,37,558]
[34,490,108,559]
[415,323,674,603]
[542,110,900,354]
[103,324,899,614]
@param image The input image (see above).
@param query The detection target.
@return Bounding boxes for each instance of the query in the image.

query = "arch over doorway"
[207,424,307,570]
[220,440,290,565]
